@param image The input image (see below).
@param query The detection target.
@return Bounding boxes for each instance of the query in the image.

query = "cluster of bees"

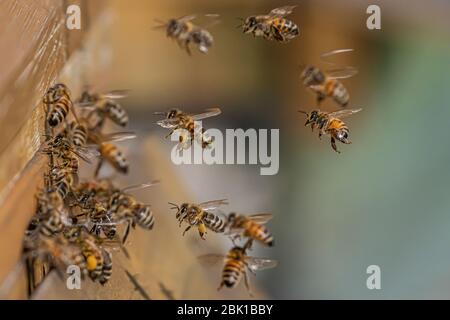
[168,200,277,296]
[23,83,157,295]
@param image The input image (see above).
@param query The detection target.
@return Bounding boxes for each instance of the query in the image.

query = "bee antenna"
[168,202,179,211]
[298,110,308,116]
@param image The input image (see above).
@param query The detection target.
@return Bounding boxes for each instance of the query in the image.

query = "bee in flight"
[43,83,75,129]
[198,240,277,296]
[226,213,274,247]
[168,199,228,239]
[155,15,217,55]
[240,5,299,43]
[298,108,362,153]
[154,107,221,149]
[76,88,130,131]
[301,49,358,108]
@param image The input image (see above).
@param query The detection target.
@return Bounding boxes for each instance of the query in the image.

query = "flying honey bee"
[43,83,76,128]
[155,15,217,55]
[226,213,274,247]
[199,240,277,296]
[301,49,358,108]
[76,88,130,130]
[298,108,362,153]
[168,199,228,239]
[240,5,299,42]
[155,107,221,149]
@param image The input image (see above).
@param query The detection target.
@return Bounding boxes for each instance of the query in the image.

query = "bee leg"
[331,137,340,153]
[243,270,254,297]
[217,281,224,291]
[94,159,103,178]
[318,130,323,140]
[271,26,284,42]
[316,93,325,106]
[182,225,191,236]
[164,130,174,139]
[122,220,131,244]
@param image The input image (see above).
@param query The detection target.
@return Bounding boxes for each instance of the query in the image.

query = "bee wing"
[326,66,358,80]
[197,254,226,267]
[198,199,229,211]
[190,108,222,121]
[245,257,278,272]
[177,14,197,23]
[268,5,297,17]
[72,145,100,163]
[245,213,273,224]
[102,89,130,99]
[100,132,137,142]
[328,108,363,119]
[122,180,160,193]
[156,119,181,129]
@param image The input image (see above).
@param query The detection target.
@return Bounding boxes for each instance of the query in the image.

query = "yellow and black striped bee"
[43,83,74,128]
[199,240,277,296]
[298,108,362,153]
[108,182,159,243]
[155,107,221,149]
[169,199,228,239]
[77,89,130,130]
[155,15,216,55]
[240,6,299,43]
[66,120,88,147]
[301,49,357,108]
[226,213,274,247]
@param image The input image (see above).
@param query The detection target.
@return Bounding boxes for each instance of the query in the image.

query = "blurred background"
[2,0,450,299]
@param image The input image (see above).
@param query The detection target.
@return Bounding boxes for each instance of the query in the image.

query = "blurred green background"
[90,0,450,298]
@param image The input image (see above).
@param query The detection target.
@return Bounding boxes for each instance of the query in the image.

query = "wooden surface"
[0,0,262,299]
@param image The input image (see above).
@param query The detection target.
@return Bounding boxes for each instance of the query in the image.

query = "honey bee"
[301,49,358,108]
[298,108,362,153]
[226,213,274,247]
[240,6,299,42]
[88,132,136,176]
[155,15,215,55]
[108,181,159,243]
[199,240,277,296]
[48,167,76,200]
[65,120,88,147]
[155,107,221,149]
[168,199,228,239]
[43,83,76,128]
[98,248,113,285]
[77,89,130,130]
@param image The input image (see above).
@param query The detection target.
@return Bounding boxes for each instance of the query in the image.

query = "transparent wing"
[198,199,229,211]
[320,48,354,61]
[198,254,226,267]
[72,145,100,163]
[326,66,358,80]
[122,180,160,193]
[269,5,297,17]
[245,213,273,224]
[156,119,181,129]
[102,89,130,99]
[328,108,363,119]
[100,132,137,142]
[177,14,197,23]
[245,257,278,272]
[190,108,222,121]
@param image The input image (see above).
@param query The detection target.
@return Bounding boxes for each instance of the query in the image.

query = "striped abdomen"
[83,241,103,279]
[40,212,63,237]
[47,95,72,127]
[325,78,349,108]
[243,220,274,247]
[134,205,155,230]
[99,249,113,285]
[71,122,88,146]
[222,254,245,288]
[105,101,128,127]
[272,18,298,41]
[204,212,226,233]
[100,143,129,174]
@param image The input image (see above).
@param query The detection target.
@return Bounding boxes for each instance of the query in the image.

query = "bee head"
[166,19,182,37]
[167,108,181,119]
[242,16,257,33]
[227,212,237,223]
[301,66,325,86]
[336,129,350,144]
[300,110,319,126]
